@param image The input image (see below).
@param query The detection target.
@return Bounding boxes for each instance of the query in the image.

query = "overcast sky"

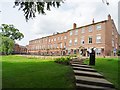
[0,0,119,46]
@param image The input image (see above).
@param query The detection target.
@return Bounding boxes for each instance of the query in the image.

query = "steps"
[71,58,116,90]
[76,83,116,90]
[73,66,97,72]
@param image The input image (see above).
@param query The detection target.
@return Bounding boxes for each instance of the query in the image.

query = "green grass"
[2,55,75,88]
[84,57,119,89]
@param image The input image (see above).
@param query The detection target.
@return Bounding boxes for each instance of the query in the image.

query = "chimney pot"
[108,14,111,20]
[73,23,77,29]
[92,18,94,24]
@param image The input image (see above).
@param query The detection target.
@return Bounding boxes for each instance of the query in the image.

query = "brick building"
[27,15,120,56]
[13,44,27,54]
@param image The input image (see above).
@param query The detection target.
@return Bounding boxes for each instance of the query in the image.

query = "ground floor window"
[95,48,101,55]
[74,50,77,54]
[68,50,71,54]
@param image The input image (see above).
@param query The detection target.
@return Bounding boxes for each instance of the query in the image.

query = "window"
[88,36,92,44]
[75,29,78,35]
[64,42,66,48]
[53,44,55,48]
[112,31,114,35]
[81,37,84,45]
[74,38,78,45]
[88,26,92,32]
[70,31,72,36]
[112,38,114,47]
[81,28,85,33]
[116,43,118,49]
[96,35,101,43]
[51,45,52,48]
[55,44,57,48]
[49,39,50,42]
[54,38,56,41]
[68,50,71,54]
[64,36,67,39]
[58,37,60,40]
[60,43,62,48]
[95,48,101,55]
[61,36,62,40]
[48,45,49,49]
[69,40,72,46]
[51,39,53,42]
[96,24,101,30]
[74,50,77,54]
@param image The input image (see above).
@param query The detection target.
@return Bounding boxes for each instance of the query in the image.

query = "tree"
[13,0,109,21]
[0,24,24,41]
[0,35,14,55]
[13,0,64,21]
[0,24,24,55]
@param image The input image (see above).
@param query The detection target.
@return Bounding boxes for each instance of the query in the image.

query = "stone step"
[72,62,82,64]
[73,66,97,72]
[72,60,81,62]
[71,64,92,68]
[74,70,104,78]
[76,83,116,90]
[75,76,115,88]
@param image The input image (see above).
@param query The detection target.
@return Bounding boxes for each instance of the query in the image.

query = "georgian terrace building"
[27,15,120,56]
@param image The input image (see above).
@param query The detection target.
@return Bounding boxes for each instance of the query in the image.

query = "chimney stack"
[92,18,94,24]
[73,23,77,29]
[108,14,111,20]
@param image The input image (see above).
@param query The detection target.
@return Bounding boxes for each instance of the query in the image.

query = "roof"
[29,20,108,42]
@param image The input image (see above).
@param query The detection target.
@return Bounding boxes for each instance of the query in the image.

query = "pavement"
[71,58,116,90]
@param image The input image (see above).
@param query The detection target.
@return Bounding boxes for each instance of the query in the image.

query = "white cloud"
[30,1,109,38]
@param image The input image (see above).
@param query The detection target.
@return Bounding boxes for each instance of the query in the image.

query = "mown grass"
[2,55,75,88]
[84,57,119,90]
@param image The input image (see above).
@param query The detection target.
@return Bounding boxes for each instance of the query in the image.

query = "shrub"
[117,50,120,56]
[69,54,77,58]
[54,57,71,65]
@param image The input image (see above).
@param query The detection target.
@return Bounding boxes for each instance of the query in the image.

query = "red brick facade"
[13,44,27,54]
[27,15,120,56]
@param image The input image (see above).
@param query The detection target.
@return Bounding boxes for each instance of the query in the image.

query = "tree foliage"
[102,0,109,5]
[13,0,109,21]
[0,24,24,40]
[0,35,14,55]
[13,0,64,21]
[0,24,24,55]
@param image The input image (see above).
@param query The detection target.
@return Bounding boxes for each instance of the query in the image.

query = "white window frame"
[96,35,102,43]
[112,38,114,47]
[96,24,102,30]
[81,28,85,33]
[74,38,78,45]
[88,36,92,44]
[69,40,72,46]
[60,43,62,48]
[81,36,84,45]
[61,36,62,40]
[70,31,72,36]
[88,26,92,32]
[49,39,50,42]
[58,37,60,40]
[64,36,67,39]
[54,38,56,41]
[75,29,78,35]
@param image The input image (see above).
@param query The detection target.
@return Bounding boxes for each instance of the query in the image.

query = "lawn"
[2,55,75,88]
[84,57,119,90]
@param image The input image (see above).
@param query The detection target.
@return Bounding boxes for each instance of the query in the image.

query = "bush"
[69,54,77,58]
[54,57,71,65]
[117,50,120,56]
